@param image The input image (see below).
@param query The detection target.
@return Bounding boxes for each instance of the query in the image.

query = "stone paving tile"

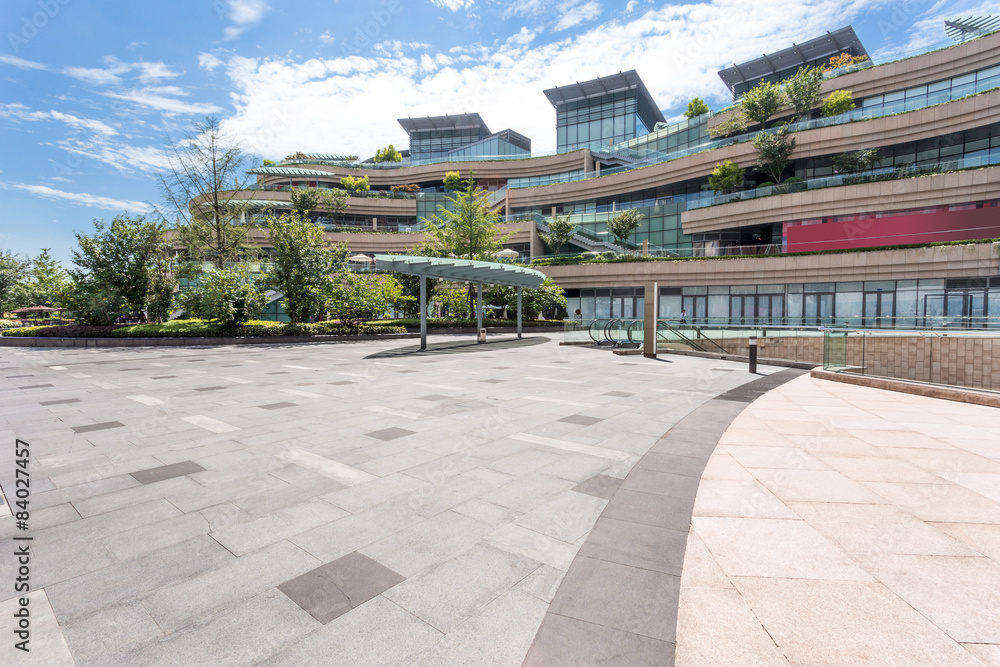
[279,552,405,624]
[0,590,74,667]
[210,500,350,557]
[60,602,163,667]
[360,510,494,578]
[130,460,206,484]
[524,613,674,666]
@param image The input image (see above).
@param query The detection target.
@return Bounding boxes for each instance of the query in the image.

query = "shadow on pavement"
[364,335,549,358]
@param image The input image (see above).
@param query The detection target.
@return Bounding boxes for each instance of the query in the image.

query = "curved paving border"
[523,368,808,666]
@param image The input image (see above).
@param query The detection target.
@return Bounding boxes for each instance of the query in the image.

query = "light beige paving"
[677,374,1000,666]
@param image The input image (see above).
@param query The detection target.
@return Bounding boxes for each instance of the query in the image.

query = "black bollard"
[749,336,757,374]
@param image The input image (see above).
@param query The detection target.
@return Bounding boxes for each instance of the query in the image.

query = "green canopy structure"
[374,254,546,350]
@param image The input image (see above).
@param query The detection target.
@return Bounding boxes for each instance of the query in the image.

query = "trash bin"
[478,328,486,343]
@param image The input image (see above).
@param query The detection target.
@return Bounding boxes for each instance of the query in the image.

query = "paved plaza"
[0,335,997,666]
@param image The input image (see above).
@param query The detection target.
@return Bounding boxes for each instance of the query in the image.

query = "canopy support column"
[476,283,483,343]
[419,275,427,351]
[517,286,523,339]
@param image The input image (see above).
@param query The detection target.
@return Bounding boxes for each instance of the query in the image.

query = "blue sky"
[0,0,991,263]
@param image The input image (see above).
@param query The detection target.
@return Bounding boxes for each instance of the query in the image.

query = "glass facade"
[556,89,659,152]
[614,114,710,155]
[409,127,489,161]
[564,277,1000,329]
[446,130,530,160]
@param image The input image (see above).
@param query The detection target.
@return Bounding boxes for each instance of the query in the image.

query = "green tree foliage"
[327,273,407,324]
[0,251,32,313]
[752,128,797,184]
[67,214,174,323]
[707,110,749,139]
[783,65,824,120]
[822,90,855,117]
[339,175,370,192]
[487,277,567,319]
[424,175,510,260]
[832,148,882,173]
[181,265,267,327]
[262,159,275,167]
[263,213,346,324]
[540,215,576,255]
[709,160,745,194]
[442,171,464,191]
[290,188,349,220]
[435,287,472,318]
[158,116,259,270]
[373,144,403,163]
[741,80,785,126]
[606,209,643,249]
[390,183,421,193]
[684,97,710,119]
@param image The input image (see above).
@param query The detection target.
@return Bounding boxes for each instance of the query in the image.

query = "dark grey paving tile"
[619,468,702,500]
[559,414,603,426]
[19,384,54,389]
[416,395,450,401]
[278,551,404,624]
[572,474,621,500]
[40,398,82,406]
[6,374,34,378]
[716,368,808,403]
[578,517,688,575]
[328,380,354,385]
[602,488,693,532]
[396,370,417,374]
[193,386,226,392]
[365,427,416,441]
[633,451,708,478]
[185,359,206,362]
[72,421,125,434]
[260,402,298,410]
[131,461,206,485]
[119,368,142,372]
[152,375,177,380]
[604,391,634,398]
[480,379,506,384]
[266,371,289,375]
[524,613,674,666]
[548,555,680,642]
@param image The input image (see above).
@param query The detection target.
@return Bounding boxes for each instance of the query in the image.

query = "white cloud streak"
[223,0,271,40]
[0,182,152,213]
[0,103,117,135]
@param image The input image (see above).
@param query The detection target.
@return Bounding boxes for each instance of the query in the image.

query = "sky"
[0,0,993,264]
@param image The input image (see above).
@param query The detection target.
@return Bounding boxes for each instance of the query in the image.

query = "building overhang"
[543,70,666,125]
[397,113,491,135]
[374,254,545,287]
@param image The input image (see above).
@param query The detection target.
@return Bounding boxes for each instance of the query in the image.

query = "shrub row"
[367,318,566,328]
[1,319,406,338]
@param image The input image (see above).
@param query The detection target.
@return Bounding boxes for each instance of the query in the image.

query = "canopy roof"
[397,113,490,135]
[247,167,335,177]
[374,254,545,288]
[945,13,1000,42]
[718,26,867,91]
[543,70,666,125]
[13,305,63,312]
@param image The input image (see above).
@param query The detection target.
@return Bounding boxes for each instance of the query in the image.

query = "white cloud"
[319,31,336,45]
[199,53,225,71]
[0,182,152,213]
[101,88,222,115]
[0,103,117,136]
[50,136,171,174]
[135,61,183,83]
[553,1,602,31]
[223,0,270,40]
[216,0,898,159]
[61,57,181,86]
[0,54,47,70]
[871,0,1000,59]
[429,0,475,10]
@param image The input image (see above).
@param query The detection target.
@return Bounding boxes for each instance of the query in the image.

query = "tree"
[263,213,346,324]
[424,175,510,260]
[326,273,406,324]
[373,144,402,163]
[157,116,260,270]
[390,183,421,193]
[540,215,576,255]
[783,65,824,121]
[709,160,744,194]
[487,277,567,319]
[180,265,267,327]
[606,209,643,249]
[707,110,749,139]
[822,90,855,117]
[290,188,349,220]
[752,127,797,184]
[262,159,275,167]
[741,80,784,127]
[443,171,463,191]
[67,214,174,323]
[0,251,31,313]
[339,175,370,193]
[832,148,881,173]
[684,97,710,119]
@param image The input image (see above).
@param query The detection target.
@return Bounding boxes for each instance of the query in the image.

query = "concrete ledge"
[402,326,561,334]
[658,347,817,370]
[811,368,1000,408]
[0,333,420,348]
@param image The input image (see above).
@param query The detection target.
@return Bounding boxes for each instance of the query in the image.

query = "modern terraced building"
[199,22,1000,328]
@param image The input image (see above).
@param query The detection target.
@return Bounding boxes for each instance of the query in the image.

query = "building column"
[643,281,658,359]
[476,283,483,342]
[517,286,523,339]
[420,275,427,351]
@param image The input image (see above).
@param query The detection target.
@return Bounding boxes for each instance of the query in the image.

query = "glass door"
[682,295,706,323]
[804,293,835,326]
[864,292,895,328]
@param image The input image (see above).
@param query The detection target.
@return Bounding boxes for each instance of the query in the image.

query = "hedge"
[1,319,406,338]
